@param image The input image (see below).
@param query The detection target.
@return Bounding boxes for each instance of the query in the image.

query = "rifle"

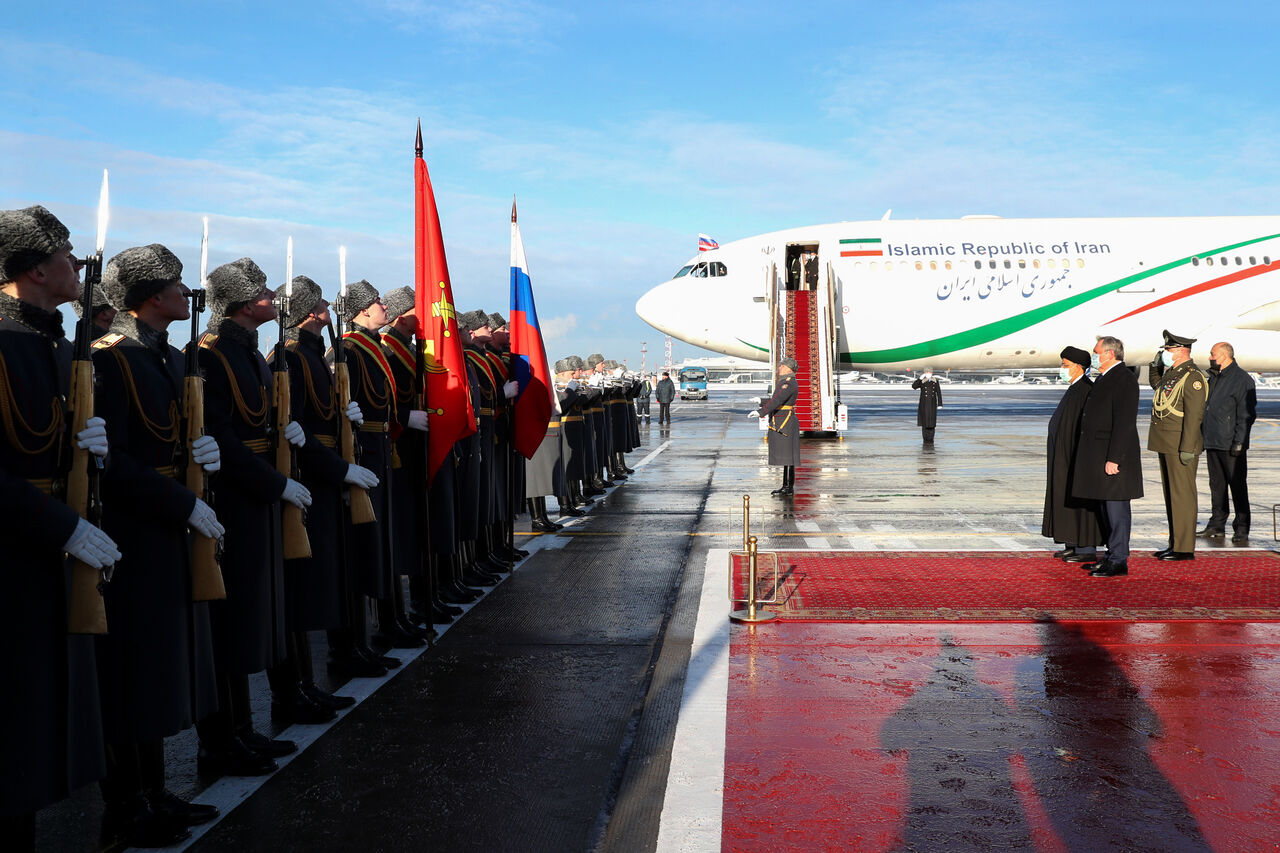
[65,170,110,634]
[274,238,312,559]
[333,245,375,524]
[185,218,226,600]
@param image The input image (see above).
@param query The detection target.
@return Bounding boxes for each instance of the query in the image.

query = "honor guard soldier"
[379,285,438,637]
[335,280,414,663]
[458,310,505,584]
[72,282,116,342]
[0,206,116,851]
[603,360,635,478]
[554,359,592,516]
[92,245,225,845]
[267,276,377,708]
[486,312,527,560]
[750,356,800,496]
[193,258,309,776]
[585,353,616,484]
[571,355,606,495]
[1147,330,1207,561]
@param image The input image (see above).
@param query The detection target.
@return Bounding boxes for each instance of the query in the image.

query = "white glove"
[283,420,306,447]
[344,463,379,489]
[503,380,520,399]
[588,373,603,387]
[75,416,109,459]
[345,400,364,426]
[191,435,221,473]
[280,478,312,508]
[62,518,121,569]
[749,396,762,405]
[747,411,761,419]
[406,410,430,432]
[567,379,580,391]
[187,498,225,539]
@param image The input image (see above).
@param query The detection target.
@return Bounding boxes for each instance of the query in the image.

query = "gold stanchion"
[730,535,777,623]
[742,494,750,550]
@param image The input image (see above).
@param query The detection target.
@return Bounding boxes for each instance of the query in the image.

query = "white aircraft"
[636,215,1280,430]
[992,370,1027,384]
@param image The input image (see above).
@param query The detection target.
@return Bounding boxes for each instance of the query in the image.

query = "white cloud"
[539,313,577,340]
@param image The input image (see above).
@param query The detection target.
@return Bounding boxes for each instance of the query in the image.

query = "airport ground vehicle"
[678,366,708,400]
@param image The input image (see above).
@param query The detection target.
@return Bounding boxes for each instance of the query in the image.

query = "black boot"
[532,497,562,532]
[771,469,788,496]
[558,495,584,518]
[780,466,795,496]
[139,739,221,827]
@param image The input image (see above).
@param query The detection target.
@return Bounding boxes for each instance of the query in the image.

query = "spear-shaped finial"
[511,195,517,224]
[415,118,423,159]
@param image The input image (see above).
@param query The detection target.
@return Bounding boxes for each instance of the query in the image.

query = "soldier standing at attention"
[0,206,117,851]
[1147,330,1207,562]
[193,258,310,776]
[911,368,943,444]
[92,245,225,845]
[750,356,800,496]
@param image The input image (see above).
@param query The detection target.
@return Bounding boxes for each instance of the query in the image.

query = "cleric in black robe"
[1041,346,1103,561]
[0,206,109,848]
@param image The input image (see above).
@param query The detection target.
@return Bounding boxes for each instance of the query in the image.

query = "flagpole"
[414,119,439,637]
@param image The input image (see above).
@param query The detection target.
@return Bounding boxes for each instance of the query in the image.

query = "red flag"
[415,121,476,482]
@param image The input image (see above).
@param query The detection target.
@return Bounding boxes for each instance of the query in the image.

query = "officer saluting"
[1147,329,1207,562]
[750,356,800,496]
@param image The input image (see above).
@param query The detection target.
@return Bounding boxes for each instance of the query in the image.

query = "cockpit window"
[674,265,693,278]
[688,261,728,278]
[710,261,727,276]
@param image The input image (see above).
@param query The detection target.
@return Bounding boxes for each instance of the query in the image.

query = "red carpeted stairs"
[785,290,821,430]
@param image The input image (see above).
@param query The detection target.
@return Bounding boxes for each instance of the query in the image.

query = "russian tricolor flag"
[509,199,554,459]
[698,233,719,252]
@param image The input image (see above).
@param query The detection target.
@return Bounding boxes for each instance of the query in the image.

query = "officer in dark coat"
[379,285,435,639]
[555,359,593,516]
[1072,336,1143,577]
[267,276,378,712]
[193,258,308,775]
[0,206,115,850]
[751,357,800,495]
[459,311,504,584]
[1041,346,1103,563]
[1199,341,1256,544]
[911,368,943,443]
[1146,330,1207,561]
[92,245,223,845]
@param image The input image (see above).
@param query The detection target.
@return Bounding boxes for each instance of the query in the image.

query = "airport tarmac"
[38,385,1280,851]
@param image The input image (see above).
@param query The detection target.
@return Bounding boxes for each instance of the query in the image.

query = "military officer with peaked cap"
[0,205,116,850]
[91,244,224,845]
[192,257,310,775]
[379,285,439,635]
[1147,329,1207,561]
[478,312,524,563]
[750,356,800,495]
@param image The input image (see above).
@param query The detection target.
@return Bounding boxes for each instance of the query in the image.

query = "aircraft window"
[1220,256,1227,265]
[944,261,952,270]
[1032,259,1040,269]
[929,261,937,270]
[710,261,727,276]
[1192,257,1200,266]
[1076,258,1085,268]
[1047,259,1056,269]
[973,261,982,270]
[1003,260,1012,269]
[1018,259,1026,269]
[870,261,878,270]
[1249,256,1256,265]
[1061,258,1069,267]
[1265,255,1272,264]
[689,262,708,277]
[1235,256,1243,266]
[915,261,923,271]
[885,261,893,270]
[674,265,693,278]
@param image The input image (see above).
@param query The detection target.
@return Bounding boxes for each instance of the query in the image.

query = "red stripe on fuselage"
[1105,261,1280,325]
[840,250,882,257]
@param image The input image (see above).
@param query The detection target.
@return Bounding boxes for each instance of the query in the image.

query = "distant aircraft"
[637,215,1280,431]
[992,370,1027,385]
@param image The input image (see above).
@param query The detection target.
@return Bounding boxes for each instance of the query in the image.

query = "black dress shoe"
[327,651,388,678]
[149,789,220,826]
[197,739,278,777]
[1090,561,1128,577]
[372,627,426,649]
[531,517,560,533]
[1063,552,1098,563]
[1053,548,1074,559]
[1232,534,1249,546]
[239,729,297,758]
[1152,547,1173,559]
[302,682,356,710]
[559,505,585,518]
[1196,527,1226,539]
[1157,550,1195,561]
[432,600,462,621]
[272,686,338,724]
[102,798,192,848]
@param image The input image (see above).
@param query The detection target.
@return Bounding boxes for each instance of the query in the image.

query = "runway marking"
[634,439,672,469]
[657,548,729,852]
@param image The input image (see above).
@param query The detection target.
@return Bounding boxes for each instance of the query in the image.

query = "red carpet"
[729,549,1280,621]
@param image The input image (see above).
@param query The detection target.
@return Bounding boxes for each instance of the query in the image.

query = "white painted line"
[804,538,831,549]
[634,439,671,469]
[657,548,730,853]
[992,537,1030,550]
[794,520,821,533]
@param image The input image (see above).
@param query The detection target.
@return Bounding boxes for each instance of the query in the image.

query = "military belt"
[479,408,495,416]
[316,435,337,448]
[359,421,390,433]
[779,405,793,410]
[26,477,57,495]
[154,465,178,479]
[242,438,270,454]
[547,419,561,428]
[562,415,584,422]
[588,407,605,414]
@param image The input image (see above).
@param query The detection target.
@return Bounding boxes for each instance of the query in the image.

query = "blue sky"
[4,1,1279,363]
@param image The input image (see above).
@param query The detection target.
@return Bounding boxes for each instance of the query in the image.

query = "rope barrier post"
[730,534,777,624]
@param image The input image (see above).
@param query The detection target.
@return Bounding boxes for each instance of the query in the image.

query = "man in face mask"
[1146,330,1207,561]
[1042,346,1103,563]
[1198,341,1256,544]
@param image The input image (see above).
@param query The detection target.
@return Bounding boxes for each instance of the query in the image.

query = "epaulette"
[91,333,126,350]
[198,332,220,349]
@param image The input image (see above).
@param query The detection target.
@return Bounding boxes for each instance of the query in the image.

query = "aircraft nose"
[635,279,681,336]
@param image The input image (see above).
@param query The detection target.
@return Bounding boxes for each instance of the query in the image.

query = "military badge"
[1193,380,1203,390]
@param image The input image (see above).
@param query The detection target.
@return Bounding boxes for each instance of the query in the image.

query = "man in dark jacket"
[750,357,800,496]
[1199,341,1256,544]
[655,371,676,424]
[1071,336,1143,577]
[911,369,942,443]
[1041,346,1103,563]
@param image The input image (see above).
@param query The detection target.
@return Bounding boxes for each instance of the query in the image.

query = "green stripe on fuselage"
[841,233,1280,364]
[839,237,882,244]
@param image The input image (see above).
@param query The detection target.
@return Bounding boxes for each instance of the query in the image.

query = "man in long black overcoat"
[751,357,800,496]
[1071,337,1143,577]
[1041,346,1103,562]
[911,369,943,443]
